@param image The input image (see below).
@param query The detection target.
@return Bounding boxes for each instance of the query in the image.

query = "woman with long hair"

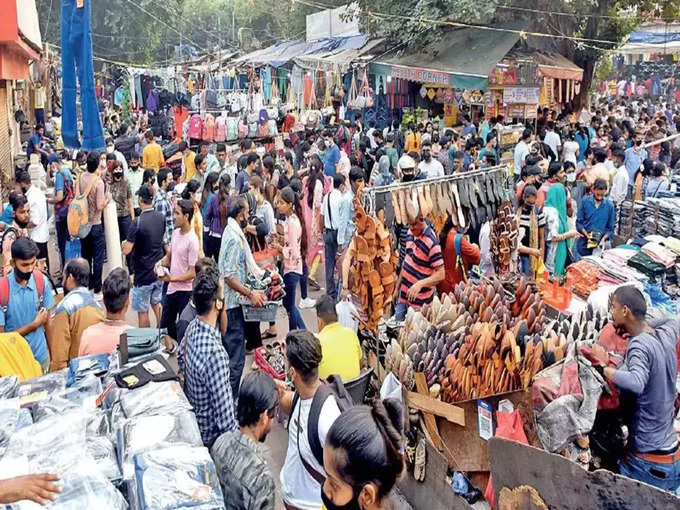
[200,171,219,254]
[321,399,404,510]
[645,160,670,199]
[301,157,325,300]
[181,179,204,257]
[273,186,308,331]
[204,173,231,261]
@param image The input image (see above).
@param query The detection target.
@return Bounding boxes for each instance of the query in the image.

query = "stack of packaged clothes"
[626,251,667,281]
[640,241,677,268]
[0,351,225,509]
[589,249,648,285]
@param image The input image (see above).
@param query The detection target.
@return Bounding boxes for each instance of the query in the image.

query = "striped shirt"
[398,226,443,309]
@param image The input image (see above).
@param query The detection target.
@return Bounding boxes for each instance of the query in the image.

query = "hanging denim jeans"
[61,0,105,150]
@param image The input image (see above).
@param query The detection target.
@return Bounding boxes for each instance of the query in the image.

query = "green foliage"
[35,0,313,65]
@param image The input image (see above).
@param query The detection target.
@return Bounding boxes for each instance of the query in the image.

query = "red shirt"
[398,226,443,309]
[438,231,480,294]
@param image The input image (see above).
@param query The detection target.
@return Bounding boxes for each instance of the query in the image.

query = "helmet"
[397,154,416,171]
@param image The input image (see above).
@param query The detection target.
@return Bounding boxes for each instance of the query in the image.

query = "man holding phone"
[0,238,55,373]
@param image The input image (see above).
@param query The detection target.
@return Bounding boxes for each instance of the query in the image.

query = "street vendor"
[593,286,680,493]
[393,212,445,321]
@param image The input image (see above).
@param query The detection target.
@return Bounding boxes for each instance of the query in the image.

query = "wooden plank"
[407,391,465,426]
[489,438,680,510]
[414,372,443,451]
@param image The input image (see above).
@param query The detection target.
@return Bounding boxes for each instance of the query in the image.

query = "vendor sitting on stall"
[393,212,445,321]
[594,286,680,493]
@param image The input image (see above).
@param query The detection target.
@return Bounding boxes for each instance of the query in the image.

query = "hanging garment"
[173,106,189,142]
[113,86,124,107]
[261,66,272,102]
[146,89,159,112]
[202,114,216,142]
[187,114,203,139]
[215,114,227,142]
[135,75,143,109]
[61,0,105,150]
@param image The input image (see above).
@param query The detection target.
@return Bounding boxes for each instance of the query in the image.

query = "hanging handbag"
[361,68,375,109]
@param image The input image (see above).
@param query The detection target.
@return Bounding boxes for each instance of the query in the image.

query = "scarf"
[226,217,265,280]
[545,184,569,277]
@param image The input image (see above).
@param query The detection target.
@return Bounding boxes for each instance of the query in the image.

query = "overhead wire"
[290,0,621,46]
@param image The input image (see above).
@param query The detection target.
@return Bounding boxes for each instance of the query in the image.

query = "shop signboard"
[503,87,540,104]
[525,105,538,119]
[390,66,450,86]
[507,104,525,118]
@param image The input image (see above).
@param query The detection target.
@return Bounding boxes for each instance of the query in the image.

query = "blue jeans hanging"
[61,0,105,150]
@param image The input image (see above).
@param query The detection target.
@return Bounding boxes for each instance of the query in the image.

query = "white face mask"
[106,146,114,154]
[567,173,576,183]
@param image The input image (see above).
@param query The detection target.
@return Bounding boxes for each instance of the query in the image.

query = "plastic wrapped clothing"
[0,375,18,398]
[16,370,68,401]
[5,410,89,459]
[66,354,111,387]
[118,380,192,419]
[532,345,605,452]
[31,375,102,422]
[134,445,225,510]
[118,411,203,480]
[87,435,122,484]
[0,407,32,455]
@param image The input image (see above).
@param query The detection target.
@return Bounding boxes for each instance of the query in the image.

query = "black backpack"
[290,375,353,483]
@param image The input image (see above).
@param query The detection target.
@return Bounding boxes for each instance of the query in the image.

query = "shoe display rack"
[362,165,511,232]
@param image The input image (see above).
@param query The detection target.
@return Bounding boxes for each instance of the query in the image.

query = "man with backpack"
[48,154,74,268]
[276,329,346,510]
[0,238,55,373]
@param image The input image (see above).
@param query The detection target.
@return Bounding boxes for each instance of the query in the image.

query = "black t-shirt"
[176,301,197,346]
[127,208,165,287]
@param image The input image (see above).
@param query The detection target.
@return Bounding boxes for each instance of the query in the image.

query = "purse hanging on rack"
[361,68,374,109]
[348,72,362,110]
[322,72,334,116]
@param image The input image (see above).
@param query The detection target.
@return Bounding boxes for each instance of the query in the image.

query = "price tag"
[477,399,493,441]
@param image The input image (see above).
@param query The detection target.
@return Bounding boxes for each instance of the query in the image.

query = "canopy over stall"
[618,22,680,55]
[372,24,523,91]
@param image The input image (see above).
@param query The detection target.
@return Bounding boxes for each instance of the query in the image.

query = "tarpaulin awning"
[234,35,371,67]
[373,24,523,91]
[532,51,583,81]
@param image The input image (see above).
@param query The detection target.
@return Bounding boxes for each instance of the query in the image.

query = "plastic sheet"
[31,375,102,422]
[5,410,89,459]
[15,370,69,403]
[133,445,225,510]
[87,435,122,484]
[118,411,203,480]
[0,375,18,399]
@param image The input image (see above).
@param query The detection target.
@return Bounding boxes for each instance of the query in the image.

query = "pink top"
[168,229,199,294]
[79,321,132,357]
[302,177,323,265]
[282,214,303,275]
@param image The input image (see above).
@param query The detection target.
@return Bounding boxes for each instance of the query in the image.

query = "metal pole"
[643,131,680,149]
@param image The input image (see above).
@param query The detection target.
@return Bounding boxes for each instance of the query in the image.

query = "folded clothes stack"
[626,251,667,280]
[641,242,677,268]
[589,256,648,286]
[566,260,600,298]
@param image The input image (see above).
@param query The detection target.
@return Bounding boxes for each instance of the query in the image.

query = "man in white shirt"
[216,143,237,183]
[277,330,342,510]
[513,129,533,181]
[418,141,445,178]
[610,150,629,206]
[544,121,562,160]
[18,171,50,272]
[320,174,345,302]
[125,152,145,216]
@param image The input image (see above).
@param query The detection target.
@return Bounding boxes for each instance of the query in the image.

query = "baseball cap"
[137,184,154,203]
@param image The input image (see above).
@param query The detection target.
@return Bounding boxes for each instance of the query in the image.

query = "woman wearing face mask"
[321,399,404,510]
[272,186,308,331]
[204,174,231,262]
[181,179,205,257]
[109,161,135,267]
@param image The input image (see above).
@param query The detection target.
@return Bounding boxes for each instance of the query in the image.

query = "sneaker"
[299,297,317,309]
[93,292,103,302]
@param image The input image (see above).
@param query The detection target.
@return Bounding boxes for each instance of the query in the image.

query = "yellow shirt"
[184,151,197,182]
[192,204,204,257]
[142,142,165,171]
[318,322,362,381]
[405,132,421,155]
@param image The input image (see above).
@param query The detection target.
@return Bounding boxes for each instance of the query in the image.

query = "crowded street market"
[2,1,680,509]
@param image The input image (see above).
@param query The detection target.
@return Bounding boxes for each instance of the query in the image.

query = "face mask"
[402,172,415,182]
[423,152,432,161]
[106,146,114,154]
[14,266,33,282]
[321,487,361,510]
[566,173,576,183]
[113,172,123,180]
[239,217,248,229]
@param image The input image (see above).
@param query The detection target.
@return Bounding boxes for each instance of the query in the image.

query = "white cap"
[398,154,416,171]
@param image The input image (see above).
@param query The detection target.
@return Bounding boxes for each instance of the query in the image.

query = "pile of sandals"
[490,201,520,278]
[390,277,558,403]
[348,188,399,330]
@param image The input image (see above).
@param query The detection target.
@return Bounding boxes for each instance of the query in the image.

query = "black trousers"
[161,290,191,340]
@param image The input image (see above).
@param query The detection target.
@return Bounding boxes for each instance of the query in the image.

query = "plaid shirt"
[218,223,248,310]
[153,188,174,245]
[179,317,237,446]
